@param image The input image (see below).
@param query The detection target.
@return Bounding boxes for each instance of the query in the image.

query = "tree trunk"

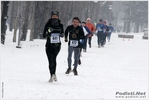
[136,21,139,33]
[13,16,18,42]
[16,2,24,48]
[30,2,35,41]
[13,2,18,42]
[21,2,30,41]
[126,20,130,33]
[33,2,40,39]
[34,1,45,39]
[8,1,14,31]
[123,21,126,32]
[1,1,9,44]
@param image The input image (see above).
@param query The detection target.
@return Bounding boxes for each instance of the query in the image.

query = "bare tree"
[33,1,45,39]
[16,1,24,48]
[5,1,148,44]
[29,1,35,41]
[7,1,14,31]
[12,1,19,42]
[1,1,9,44]
[21,1,31,41]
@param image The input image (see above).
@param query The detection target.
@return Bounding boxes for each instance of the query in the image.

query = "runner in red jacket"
[86,18,96,48]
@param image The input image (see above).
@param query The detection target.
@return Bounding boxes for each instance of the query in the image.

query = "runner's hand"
[65,38,68,42]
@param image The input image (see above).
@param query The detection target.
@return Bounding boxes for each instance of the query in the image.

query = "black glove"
[80,39,84,44]
[65,38,68,42]
[47,27,54,33]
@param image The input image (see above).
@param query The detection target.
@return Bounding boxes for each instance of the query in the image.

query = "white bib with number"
[70,40,78,47]
[98,27,102,31]
[50,33,60,43]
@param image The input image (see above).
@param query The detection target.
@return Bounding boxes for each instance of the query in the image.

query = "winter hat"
[51,11,59,17]
[87,18,91,21]
[103,21,106,24]
[99,19,102,22]
[82,22,86,24]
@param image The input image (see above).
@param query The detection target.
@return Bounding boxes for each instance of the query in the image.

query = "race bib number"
[50,33,60,43]
[70,40,78,47]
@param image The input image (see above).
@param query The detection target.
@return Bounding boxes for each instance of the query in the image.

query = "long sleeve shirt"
[65,25,85,48]
[43,18,64,47]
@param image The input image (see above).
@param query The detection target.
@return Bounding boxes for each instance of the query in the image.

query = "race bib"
[70,40,78,47]
[50,33,60,43]
[103,29,106,33]
[98,27,102,31]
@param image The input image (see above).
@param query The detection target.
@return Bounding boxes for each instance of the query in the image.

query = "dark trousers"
[88,37,92,46]
[102,34,107,45]
[83,36,88,50]
[107,32,112,41]
[68,46,80,69]
[46,44,61,77]
[97,31,103,45]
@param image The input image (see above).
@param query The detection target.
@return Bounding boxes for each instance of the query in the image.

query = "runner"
[64,17,85,75]
[102,21,109,46]
[107,23,114,42]
[96,19,105,48]
[86,18,96,48]
[43,11,64,82]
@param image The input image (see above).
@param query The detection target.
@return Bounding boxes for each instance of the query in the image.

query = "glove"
[80,39,84,44]
[87,34,92,38]
[65,38,68,42]
[48,27,54,33]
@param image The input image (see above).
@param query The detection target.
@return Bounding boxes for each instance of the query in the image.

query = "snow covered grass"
[1,30,148,99]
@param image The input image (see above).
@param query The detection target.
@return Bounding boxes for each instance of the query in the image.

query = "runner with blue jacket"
[96,19,106,48]
[107,23,114,42]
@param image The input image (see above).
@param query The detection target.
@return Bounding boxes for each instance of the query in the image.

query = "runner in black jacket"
[64,17,85,75]
[43,11,64,82]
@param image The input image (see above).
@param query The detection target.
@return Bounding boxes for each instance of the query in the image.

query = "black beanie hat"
[51,11,59,17]
[99,19,102,22]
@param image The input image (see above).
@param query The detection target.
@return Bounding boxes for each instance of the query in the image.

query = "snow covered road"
[1,31,148,99]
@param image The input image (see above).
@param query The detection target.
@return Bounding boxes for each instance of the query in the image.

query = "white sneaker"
[48,77,53,82]
[80,52,82,57]
[83,49,85,52]
[101,45,104,47]
[52,74,57,82]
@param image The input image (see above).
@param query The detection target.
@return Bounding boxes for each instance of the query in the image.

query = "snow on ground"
[1,30,148,99]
